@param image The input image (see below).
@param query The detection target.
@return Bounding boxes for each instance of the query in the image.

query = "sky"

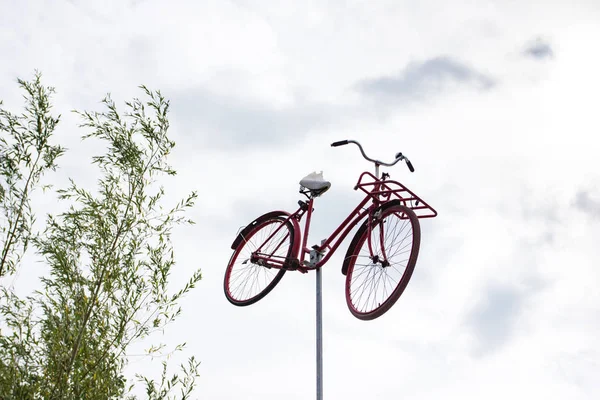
[1,0,600,399]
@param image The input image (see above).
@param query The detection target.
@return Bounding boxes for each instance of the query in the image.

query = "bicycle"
[223,140,438,320]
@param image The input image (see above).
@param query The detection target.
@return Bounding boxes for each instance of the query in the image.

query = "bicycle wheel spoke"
[353,267,376,311]
[371,268,386,309]
[351,263,375,281]
[352,267,381,294]
[385,219,410,257]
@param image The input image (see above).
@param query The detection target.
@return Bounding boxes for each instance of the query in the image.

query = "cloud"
[168,57,497,151]
[355,56,495,102]
[523,37,554,60]
[169,87,339,150]
[466,283,524,356]
[573,190,600,218]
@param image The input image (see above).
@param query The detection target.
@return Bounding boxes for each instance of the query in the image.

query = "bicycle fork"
[366,209,391,268]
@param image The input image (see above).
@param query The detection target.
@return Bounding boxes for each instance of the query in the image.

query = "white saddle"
[300,171,331,196]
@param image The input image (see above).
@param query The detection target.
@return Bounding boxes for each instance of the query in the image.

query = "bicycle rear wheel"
[224,215,294,306]
[345,204,421,320]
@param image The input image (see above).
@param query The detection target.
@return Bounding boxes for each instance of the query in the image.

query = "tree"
[0,72,202,399]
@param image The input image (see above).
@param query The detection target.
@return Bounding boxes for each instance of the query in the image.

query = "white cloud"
[1,0,600,398]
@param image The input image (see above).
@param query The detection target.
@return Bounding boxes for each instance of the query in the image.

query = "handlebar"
[330,139,415,172]
[331,140,348,147]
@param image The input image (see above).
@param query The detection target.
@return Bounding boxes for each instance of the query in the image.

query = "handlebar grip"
[406,160,415,172]
[331,140,349,147]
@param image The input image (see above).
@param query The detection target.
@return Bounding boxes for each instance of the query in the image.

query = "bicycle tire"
[344,203,421,320]
[224,214,294,306]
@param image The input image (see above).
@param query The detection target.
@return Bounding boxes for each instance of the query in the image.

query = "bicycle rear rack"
[354,172,438,218]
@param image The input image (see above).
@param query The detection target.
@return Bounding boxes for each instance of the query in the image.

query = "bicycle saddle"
[300,171,331,195]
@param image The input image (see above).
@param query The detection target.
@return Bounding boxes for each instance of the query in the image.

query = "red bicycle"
[224,140,437,320]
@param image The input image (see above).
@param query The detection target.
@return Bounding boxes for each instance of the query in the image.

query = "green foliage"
[0,71,65,277]
[0,73,202,399]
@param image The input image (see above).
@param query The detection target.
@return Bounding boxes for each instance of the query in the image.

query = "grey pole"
[316,265,323,400]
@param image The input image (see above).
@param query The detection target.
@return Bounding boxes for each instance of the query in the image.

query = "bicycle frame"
[249,170,437,273]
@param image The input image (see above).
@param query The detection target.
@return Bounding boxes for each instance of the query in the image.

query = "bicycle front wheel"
[345,204,421,320]
[224,215,294,306]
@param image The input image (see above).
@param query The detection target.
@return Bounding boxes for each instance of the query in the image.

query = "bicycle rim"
[345,204,420,320]
[224,216,293,306]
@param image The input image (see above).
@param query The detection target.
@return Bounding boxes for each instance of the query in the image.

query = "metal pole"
[316,265,323,400]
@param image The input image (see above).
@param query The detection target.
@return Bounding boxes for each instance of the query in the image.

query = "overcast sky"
[2,0,600,399]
